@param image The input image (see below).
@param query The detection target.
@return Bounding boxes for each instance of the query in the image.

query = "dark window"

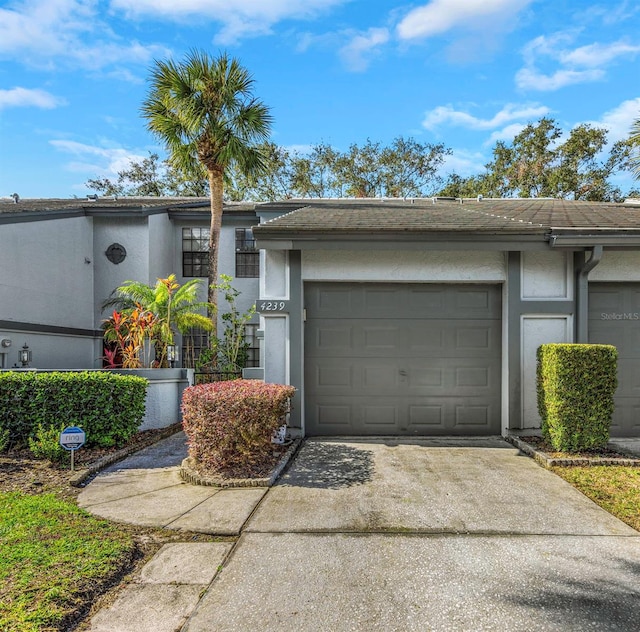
[182,228,209,277]
[235,228,259,278]
[244,323,260,368]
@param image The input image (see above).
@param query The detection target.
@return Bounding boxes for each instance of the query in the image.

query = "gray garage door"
[304,283,502,436]
[589,283,640,436]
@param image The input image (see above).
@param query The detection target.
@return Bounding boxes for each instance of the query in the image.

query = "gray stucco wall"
[0,216,95,329]
[93,216,150,326]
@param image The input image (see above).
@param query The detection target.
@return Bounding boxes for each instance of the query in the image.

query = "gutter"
[575,245,603,343]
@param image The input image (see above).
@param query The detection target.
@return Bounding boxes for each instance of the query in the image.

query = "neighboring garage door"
[304,283,502,436]
[589,283,640,437]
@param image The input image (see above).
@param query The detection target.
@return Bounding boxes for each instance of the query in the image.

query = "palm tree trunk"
[208,166,224,339]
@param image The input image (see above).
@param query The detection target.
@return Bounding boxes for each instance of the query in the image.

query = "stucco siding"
[522,251,571,299]
[0,216,94,329]
[0,331,96,369]
[301,250,506,282]
[93,217,149,326]
[148,213,176,281]
[589,251,640,282]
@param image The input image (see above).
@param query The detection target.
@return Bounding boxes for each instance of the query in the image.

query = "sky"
[1,0,639,199]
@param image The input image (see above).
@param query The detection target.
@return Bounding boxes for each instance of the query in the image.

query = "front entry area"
[304,283,502,436]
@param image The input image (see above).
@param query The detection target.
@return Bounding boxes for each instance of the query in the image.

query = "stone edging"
[179,439,301,488]
[506,435,640,467]
[70,423,184,487]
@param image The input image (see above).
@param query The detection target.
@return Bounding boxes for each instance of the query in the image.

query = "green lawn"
[0,492,136,632]
[552,466,640,532]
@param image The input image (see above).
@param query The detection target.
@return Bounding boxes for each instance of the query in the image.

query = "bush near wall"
[0,371,147,450]
[182,379,295,474]
[537,343,618,452]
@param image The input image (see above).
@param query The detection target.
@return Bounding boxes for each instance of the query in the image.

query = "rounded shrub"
[181,379,295,475]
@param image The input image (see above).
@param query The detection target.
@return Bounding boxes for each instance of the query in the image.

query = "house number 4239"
[259,301,288,312]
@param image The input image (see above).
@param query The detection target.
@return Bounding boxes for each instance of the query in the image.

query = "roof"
[0,196,260,223]
[253,198,640,248]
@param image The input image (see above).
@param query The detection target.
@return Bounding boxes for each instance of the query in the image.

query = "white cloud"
[50,140,147,177]
[397,0,533,40]
[0,87,65,110]
[515,67,604,91]
[586,97,640,143]
[339,28,390,72]
[517,32,640,92]
[110,0,347,44]
[440,149,486,177]
[560,41,640,67]
[423,103,550,131]
[0,0,167,71]
[484,123,527,145]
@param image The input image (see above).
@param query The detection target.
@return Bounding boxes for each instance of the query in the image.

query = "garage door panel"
[313,324,354,353]
[305,283,502,436]
[589,283,640,436]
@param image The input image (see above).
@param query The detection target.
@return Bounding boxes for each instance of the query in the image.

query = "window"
[182,328,210,369]
[244,323,260,368]
[235,228,259,278]
[182,324,259,370]
[182,227,209,277]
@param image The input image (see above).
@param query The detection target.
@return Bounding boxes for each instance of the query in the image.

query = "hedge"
[0,371,147,450]
[182,379,295,474]
[537,343,618,452]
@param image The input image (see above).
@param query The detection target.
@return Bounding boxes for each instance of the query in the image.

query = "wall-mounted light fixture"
[19,342,32,367]
[166,344,178,368]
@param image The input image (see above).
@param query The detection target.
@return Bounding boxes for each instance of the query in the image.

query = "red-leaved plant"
[181,380,295,475]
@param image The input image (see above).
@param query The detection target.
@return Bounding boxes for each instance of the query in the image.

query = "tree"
[225,141,297,201]
[86,152,209,197]
[440,118,633,201]
[630,115,640,180]
[103,274,214,367]
[290,142,342,197]
[141,50,272,331]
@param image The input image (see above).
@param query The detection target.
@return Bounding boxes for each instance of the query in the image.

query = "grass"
[0,491,137,632]
[551,466,640,531]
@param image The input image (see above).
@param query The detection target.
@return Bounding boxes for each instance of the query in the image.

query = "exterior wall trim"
[0,320,101,338]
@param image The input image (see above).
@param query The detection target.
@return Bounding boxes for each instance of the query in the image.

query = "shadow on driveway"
[279,441,374,489]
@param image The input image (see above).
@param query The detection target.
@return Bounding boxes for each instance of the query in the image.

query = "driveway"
[183,437,640,632]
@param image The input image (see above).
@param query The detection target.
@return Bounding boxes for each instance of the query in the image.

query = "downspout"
[575,245,603,343]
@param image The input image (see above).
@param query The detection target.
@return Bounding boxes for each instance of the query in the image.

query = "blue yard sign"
[59,426,86,451]
[59,426,86,471]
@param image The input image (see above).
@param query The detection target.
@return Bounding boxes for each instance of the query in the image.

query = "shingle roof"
[0,197,257,217]
[253,198,640,238]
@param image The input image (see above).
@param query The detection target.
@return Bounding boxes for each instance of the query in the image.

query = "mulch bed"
[0,425,182,500]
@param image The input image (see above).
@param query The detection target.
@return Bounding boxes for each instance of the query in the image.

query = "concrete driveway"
[183,437,640,632]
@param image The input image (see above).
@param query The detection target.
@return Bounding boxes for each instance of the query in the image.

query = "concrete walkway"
[80,435,640,631]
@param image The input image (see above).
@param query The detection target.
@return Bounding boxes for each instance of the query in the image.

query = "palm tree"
[104,275,214,367]
[141,50,272,334]
[631,116,640,179]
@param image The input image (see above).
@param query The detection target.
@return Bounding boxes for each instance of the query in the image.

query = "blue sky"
[1,0,639,199]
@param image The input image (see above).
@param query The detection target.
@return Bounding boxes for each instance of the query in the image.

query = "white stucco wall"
[521,251,571,299]
[301,250,506,282]
[589,251,640,281]
[0,216,95,328]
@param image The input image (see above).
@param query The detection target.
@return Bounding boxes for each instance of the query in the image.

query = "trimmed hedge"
[0,371,147,450]
[537,343,618,452]
[182,379,295,474]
